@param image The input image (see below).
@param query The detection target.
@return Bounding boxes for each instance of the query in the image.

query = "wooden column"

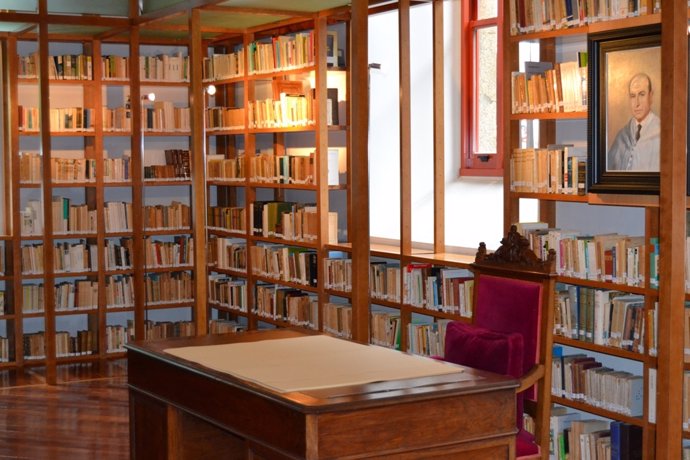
[399,0,411,256]
[349,0,369,344]
[656,0,687,456]
[189,8,208,335]
[432,0,444,253]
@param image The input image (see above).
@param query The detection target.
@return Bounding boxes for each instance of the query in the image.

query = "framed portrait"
[326,31,338,67]
[587,25,661,194]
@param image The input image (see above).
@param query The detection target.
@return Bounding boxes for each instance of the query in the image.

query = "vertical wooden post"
[189,8,208,335]
[399,0,411,257]
[432,0,445,253]
[350,0,370,344]
[656,0,687,456]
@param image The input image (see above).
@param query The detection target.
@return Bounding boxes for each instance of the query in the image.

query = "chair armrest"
[516,364,544,393]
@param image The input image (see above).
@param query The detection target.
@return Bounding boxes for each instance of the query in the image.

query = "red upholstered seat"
[442,227,556,458]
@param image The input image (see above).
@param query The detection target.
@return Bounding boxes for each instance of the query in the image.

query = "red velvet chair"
[443,226,556,459]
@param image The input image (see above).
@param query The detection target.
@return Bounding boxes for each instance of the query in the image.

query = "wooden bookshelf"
[503,0,687,456]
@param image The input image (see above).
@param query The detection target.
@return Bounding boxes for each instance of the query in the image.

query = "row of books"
[208,318,244,335]
[21,246,90,276]
[247,32,315,75]
[552,348,643,416]
[370,309,401,350]
[54,241,98,273]
[144,319,196,340]
[24,53,93,80]
[104,201,133,232]
[105,274,134,309]
[206,155,245,182]
[520,225,647,287]
[0,291,5,315]
[141,103,190,132]
[20,200,42,236]
[51,158,97,183]
[144,149,191,179]
[324,256,352,292]
[24,331,46,359]
[205,106,244,131]
[403,264,474,316]
[511,60,587,114]
[553,286,646,353]
[22,283,44,313]
[52,197,97,235]
[208,275,247,312]
[54,280,99,311]
[105,324,134,353]
[548,408,642,460]
[509,145,586,195]
[254,284,318,328]
[202,50,245,81]
[208,237,246,272]
[144,236,194,268]
[407,319,451,357]
[250,152,314,185]
[42,329,111,358]
[250,245,318,287]
[323,302,352,339]
[140,53,189,82]
[370,261,401,302]
[103,157,131,182]
[18,106,95,132]
[250,201,338,244]
[105,238,133,271]
[144,271,193,305]
[21,243,44,275]
[103,106,132,132]
[0,337,7,362]
[247,94,315,129]
[143,201,191,230]
[207,205,246,234]
[102,55,129,81]
[509,0,651,36]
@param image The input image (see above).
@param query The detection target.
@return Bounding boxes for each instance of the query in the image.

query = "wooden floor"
[0,361,129,459]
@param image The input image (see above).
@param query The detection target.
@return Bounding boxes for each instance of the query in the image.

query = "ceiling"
[0,0,353,41]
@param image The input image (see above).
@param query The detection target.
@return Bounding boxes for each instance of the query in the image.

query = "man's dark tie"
[635,124,642,142]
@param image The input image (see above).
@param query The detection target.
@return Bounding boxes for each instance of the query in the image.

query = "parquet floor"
[0,361,129,459]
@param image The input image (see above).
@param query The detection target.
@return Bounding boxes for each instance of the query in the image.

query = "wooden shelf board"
[551,395,646,426]
[511,192,588,202]
[208,266,247,277]
[408,252,475,267]
[555,275,650,295]
[509,13,660,42]
[248,181,317,190]
[144,265,194,273]
[553,336,651,362]
[144,301,195,311]
[55,308,98,316]
[510,111,587,120]
[208,303,248,315]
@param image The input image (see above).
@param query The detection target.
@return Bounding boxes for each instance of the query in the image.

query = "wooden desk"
[127,329,518,459]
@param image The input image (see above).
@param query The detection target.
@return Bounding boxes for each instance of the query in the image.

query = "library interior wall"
[368,2,506,250]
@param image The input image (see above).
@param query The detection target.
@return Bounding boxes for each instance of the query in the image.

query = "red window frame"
[460,1,504,177]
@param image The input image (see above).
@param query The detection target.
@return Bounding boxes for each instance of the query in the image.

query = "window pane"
[476,26,497,153]
[477,0,497,20]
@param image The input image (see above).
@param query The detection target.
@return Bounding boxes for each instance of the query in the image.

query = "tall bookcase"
[0,1,365,384]
[202,13,352,335]
[502,0,688,457]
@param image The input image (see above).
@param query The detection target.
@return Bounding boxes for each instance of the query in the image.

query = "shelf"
[105,306,135,313]
[55,308,98,316]
[250,235,318,249]
[52,181,97,188]
[140,80,189,86]
[207,227,247,238]
[203,75,243,85]
[143,179,192,186]
[144,301,195,310]
[247,65,316,80]
[555,275,649,295]
[508,13,660,42]
[325,287,352,298]
[406,304,464,320]
[509,111,587,120]
[551,396,647,426]
[207,266,247,277]
[208,302,248,315]
[144,265,194,273]
[511,192,588,202]
[369,297,401,309]
[54,270,98,278]
[248,181,317,190]
[143,228,192,236]
[252,274,317,292]
[143,131,192,137]
[206,179,247,187]
[206,128,244,136]
[407,252,474,268]
[249,125,317,134]
[553,336,652,362]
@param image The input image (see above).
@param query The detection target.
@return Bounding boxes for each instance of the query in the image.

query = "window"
[460,0,503,176]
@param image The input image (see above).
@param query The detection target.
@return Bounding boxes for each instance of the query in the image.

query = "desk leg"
[130,389,247,459]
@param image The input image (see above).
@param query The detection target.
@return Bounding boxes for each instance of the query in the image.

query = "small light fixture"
[205,84,217,96]
[142,92,156,102]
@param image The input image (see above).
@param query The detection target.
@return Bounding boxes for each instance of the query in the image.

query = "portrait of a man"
[606,72,660,171]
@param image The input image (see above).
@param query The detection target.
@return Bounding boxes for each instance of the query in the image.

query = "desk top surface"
[126,329,518,411]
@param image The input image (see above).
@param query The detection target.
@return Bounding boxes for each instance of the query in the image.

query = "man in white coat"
[606,72,660,172]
